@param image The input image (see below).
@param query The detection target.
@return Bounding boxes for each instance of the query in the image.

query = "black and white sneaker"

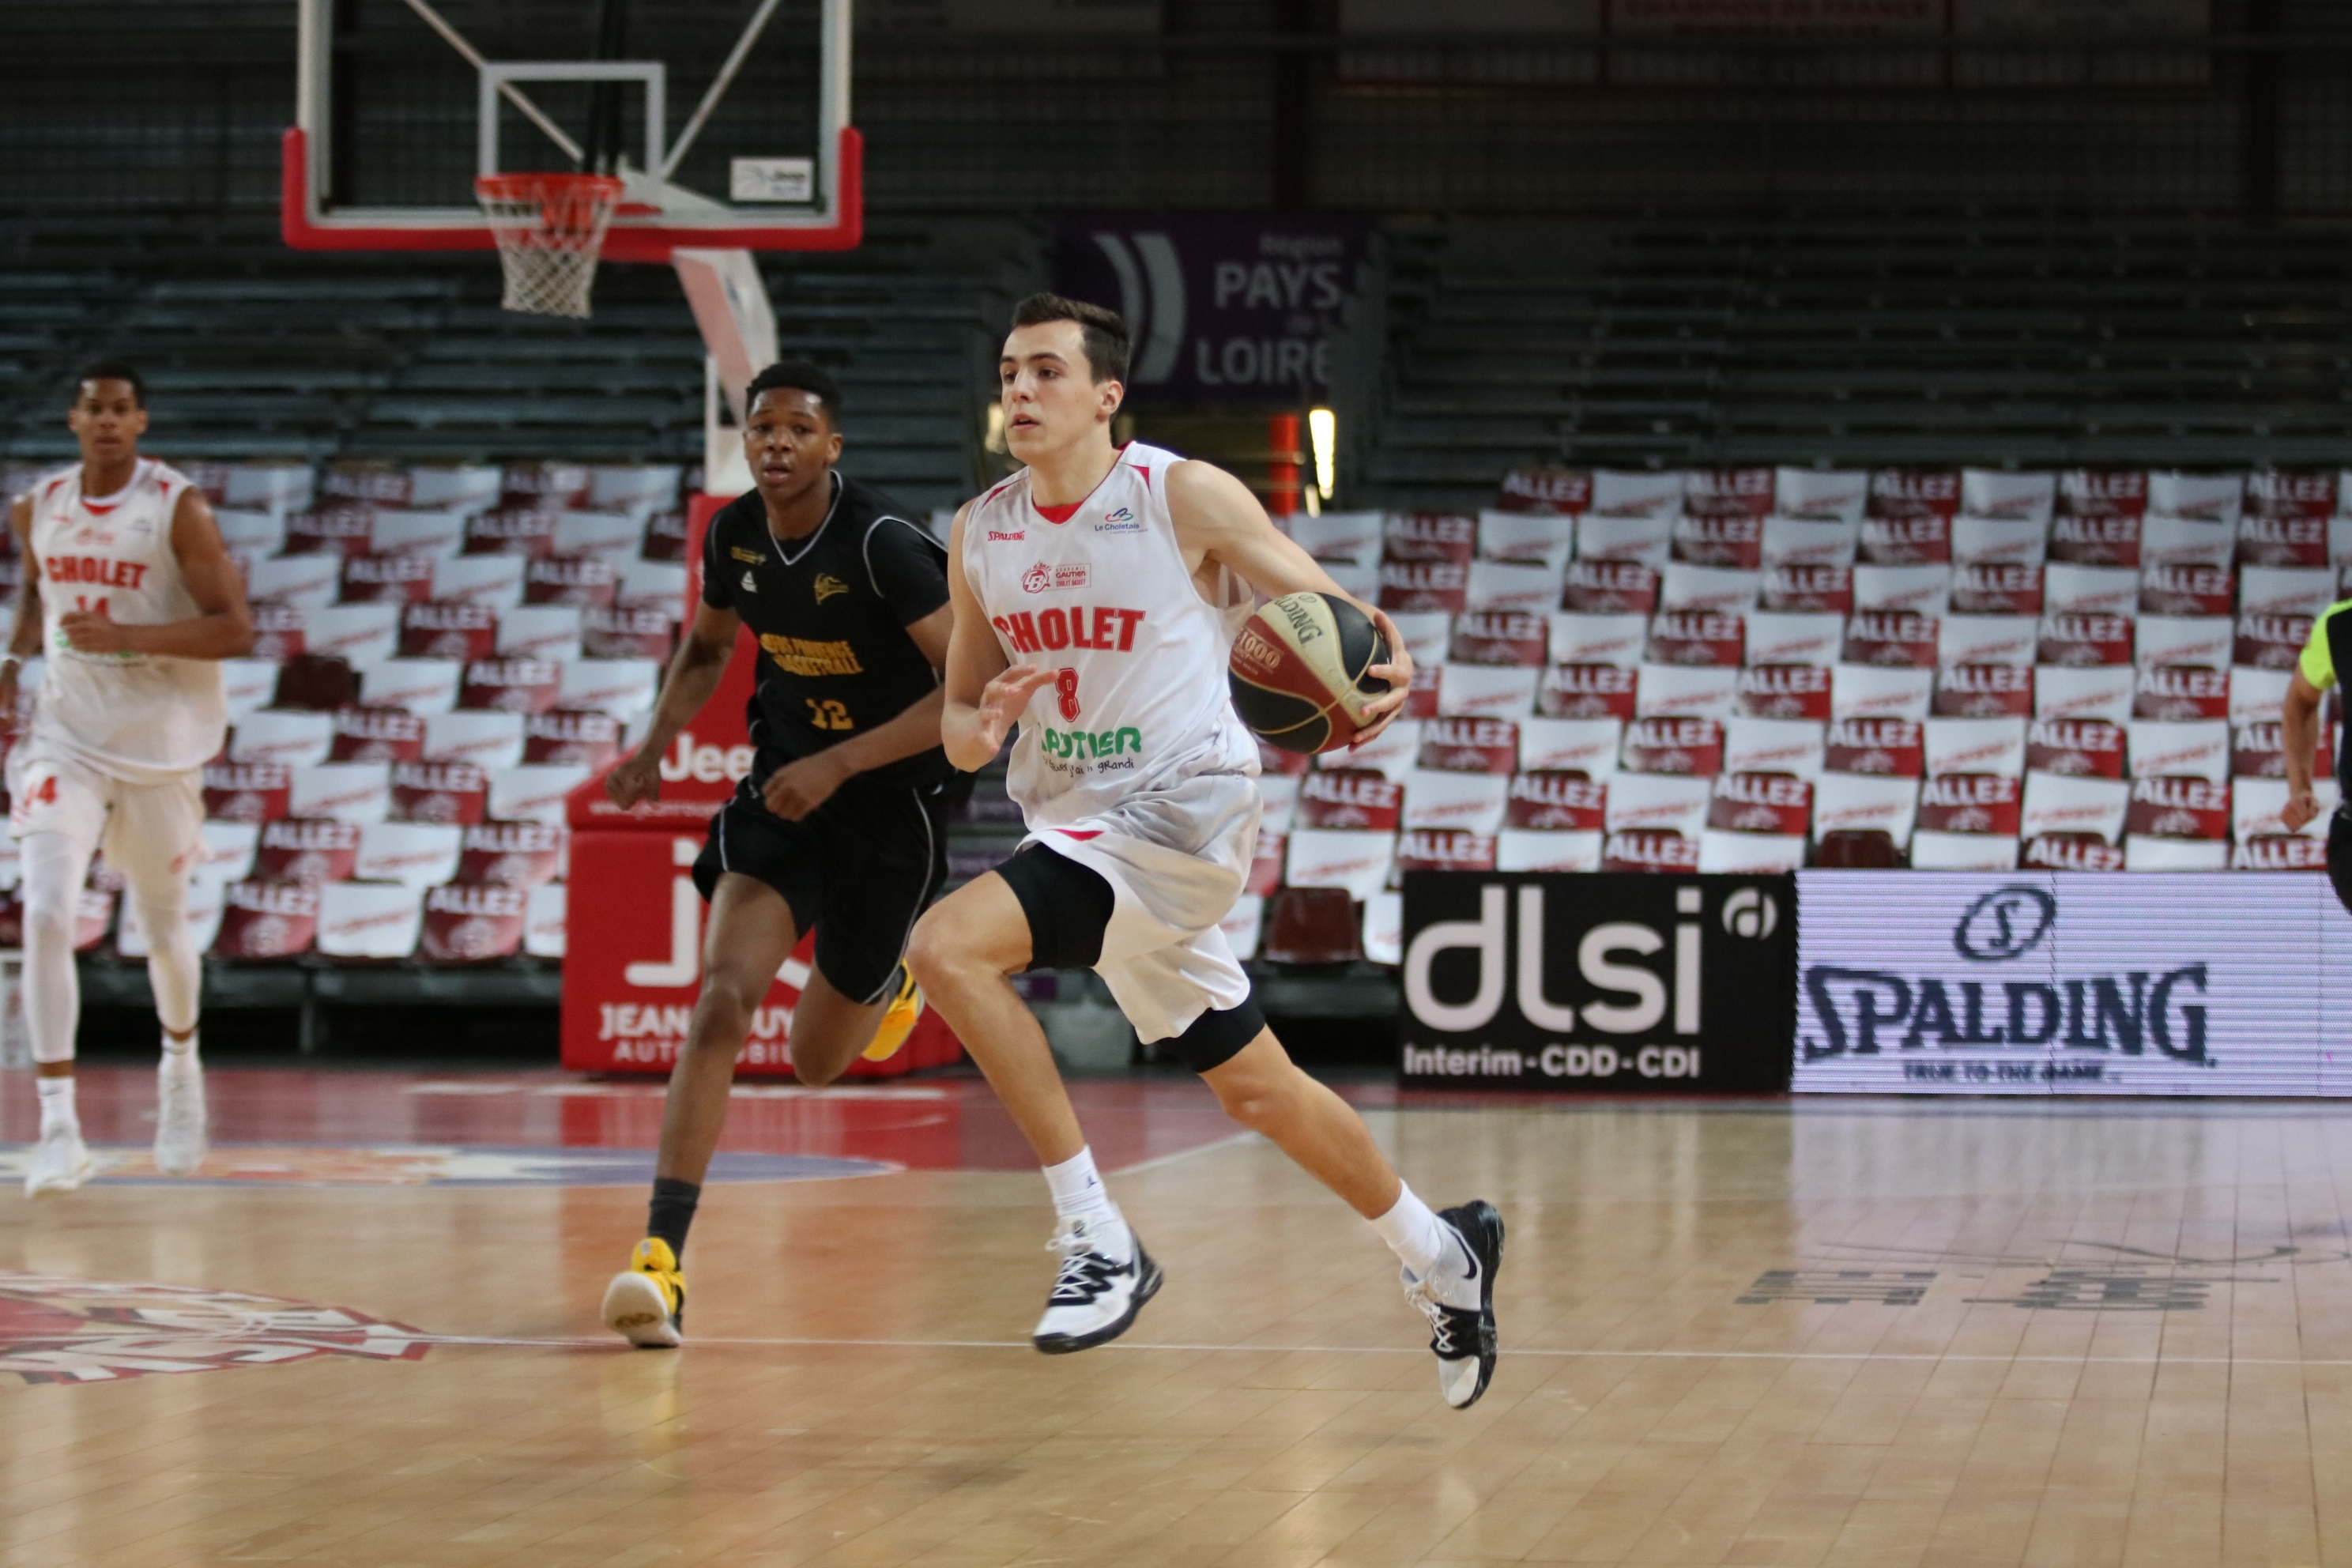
[1403,1200,1504,1409]
[1032,1216,1163,1355]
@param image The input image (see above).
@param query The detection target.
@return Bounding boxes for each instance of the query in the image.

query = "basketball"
[1227,591,1393,754]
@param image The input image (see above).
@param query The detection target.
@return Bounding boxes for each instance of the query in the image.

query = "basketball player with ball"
[909,294,1503,1408]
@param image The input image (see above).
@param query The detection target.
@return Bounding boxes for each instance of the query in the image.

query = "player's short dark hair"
[73,360,144,406]
[1009,292,1131,385]
[744,360,841,426]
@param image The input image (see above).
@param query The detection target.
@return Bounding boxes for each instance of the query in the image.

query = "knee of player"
[132,897,189,930]
[904,909,974,991]
[793,1054,847,1091]
[1212,1079,1291,1134]
[20,892,75,941]
[1203,1052,1300,1133]
[687,979,760,1043]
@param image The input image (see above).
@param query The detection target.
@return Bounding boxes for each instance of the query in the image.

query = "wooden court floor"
[7,1071,2352,1566]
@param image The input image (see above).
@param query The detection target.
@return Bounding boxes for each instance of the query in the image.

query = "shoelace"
[1404,1276,1460,1353]
[1046,1219,1125,1306]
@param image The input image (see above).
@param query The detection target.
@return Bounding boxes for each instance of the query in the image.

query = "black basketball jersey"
[701,473,951,788]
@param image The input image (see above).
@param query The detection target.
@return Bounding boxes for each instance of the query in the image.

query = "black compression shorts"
[993,841,1264,1073]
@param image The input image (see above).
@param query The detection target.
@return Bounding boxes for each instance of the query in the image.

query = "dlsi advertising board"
[1398,873,1796,1092]
[1792,871,2352,1095]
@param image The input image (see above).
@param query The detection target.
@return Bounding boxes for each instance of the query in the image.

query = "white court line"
[1109,1130,1257,1177]
[10,1332,2344,1369]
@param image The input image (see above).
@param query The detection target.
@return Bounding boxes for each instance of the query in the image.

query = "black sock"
[646,1177,701,1261]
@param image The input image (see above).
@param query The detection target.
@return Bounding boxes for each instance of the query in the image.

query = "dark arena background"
[9,2,2352,1563]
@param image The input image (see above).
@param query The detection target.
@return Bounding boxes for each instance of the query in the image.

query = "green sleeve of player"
[2303,606,2343,692]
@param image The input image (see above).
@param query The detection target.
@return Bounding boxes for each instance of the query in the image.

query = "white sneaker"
[24,1127,92,1197]
[155,1053,207,1177]
[1403,1200,1504,1410]
[1031,1216,1161,1355]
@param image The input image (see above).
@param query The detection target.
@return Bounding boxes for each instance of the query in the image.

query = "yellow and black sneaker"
[602,1238,686,1348]
[861,964,925,1062]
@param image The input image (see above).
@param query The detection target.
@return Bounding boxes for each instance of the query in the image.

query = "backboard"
[284,0,859,262]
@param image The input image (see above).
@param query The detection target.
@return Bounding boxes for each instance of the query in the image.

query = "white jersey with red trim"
[21,458,227,782]
[962,442,1258,830]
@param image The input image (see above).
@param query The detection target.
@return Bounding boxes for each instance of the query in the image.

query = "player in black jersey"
[598,360,954,1348]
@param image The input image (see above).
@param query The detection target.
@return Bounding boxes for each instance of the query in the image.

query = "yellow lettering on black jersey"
[729,545,764,564]
[758,633,865,677]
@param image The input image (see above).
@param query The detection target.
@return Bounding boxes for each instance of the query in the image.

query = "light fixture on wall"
[1307,407,1336,501]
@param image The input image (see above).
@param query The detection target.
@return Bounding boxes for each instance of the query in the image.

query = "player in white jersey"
[906,296,1505,1408]
[3,364,252,1196]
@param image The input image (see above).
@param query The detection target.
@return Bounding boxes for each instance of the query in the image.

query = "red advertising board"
[559,492,962,1077]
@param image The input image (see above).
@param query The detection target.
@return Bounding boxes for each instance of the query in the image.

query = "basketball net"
[473,172,625,318]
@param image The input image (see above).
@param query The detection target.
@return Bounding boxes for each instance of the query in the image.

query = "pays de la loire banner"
[1794,871,2352,1096]
[1054,216,1370,404]
[1399,873,1796,1094]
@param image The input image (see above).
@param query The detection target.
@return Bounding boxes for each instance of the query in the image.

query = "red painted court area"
[0,1067,1265,1174]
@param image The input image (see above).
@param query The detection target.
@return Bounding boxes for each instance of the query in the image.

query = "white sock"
[1042,1147,1127,1250]
[161,1029,200,1068]
[1370,1184,1461,1283]
[36,1076,77,1137]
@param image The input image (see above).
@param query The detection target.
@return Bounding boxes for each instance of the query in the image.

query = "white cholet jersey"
[962,442,1258,830]
[22,458,227,782]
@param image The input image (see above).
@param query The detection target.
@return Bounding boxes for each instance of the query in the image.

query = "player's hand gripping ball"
[1227,591,1394,754]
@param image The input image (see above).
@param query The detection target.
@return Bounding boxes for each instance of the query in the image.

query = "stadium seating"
[1256,462,2342,961]
[1366,220,2352,510]
[0,214,1023,514]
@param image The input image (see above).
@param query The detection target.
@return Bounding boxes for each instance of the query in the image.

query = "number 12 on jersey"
[805,699,853,731]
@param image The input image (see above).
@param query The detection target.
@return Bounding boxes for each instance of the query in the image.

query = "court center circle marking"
[0,1273,431,1384]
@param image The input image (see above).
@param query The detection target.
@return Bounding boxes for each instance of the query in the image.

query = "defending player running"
[908,295,1505,1409]
[6,363,254,1195]
[600,361,952,1348]
[2281,597,2352,904]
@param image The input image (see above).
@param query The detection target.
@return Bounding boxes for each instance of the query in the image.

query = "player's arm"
[940,502,1053,772]
[60,488,254,659]
[606,601,741,809]
[2283,611,2337,831]
[1164,459,1412,739]
[0,496,37,741]
[2283,669,2330,831]
[761,605,952,820]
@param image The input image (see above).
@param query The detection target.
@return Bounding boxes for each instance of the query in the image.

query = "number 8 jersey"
[22,458,227,783]
[963,442,1259,829]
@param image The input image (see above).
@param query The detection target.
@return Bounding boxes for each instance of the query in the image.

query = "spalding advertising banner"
[1399,872,1796,1093]
[1793,871,2352,1095]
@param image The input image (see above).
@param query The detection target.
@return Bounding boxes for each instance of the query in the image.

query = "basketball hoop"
[473,172,625,318]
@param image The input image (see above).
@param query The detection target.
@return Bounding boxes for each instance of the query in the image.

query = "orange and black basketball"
[1227,591,1393,754]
